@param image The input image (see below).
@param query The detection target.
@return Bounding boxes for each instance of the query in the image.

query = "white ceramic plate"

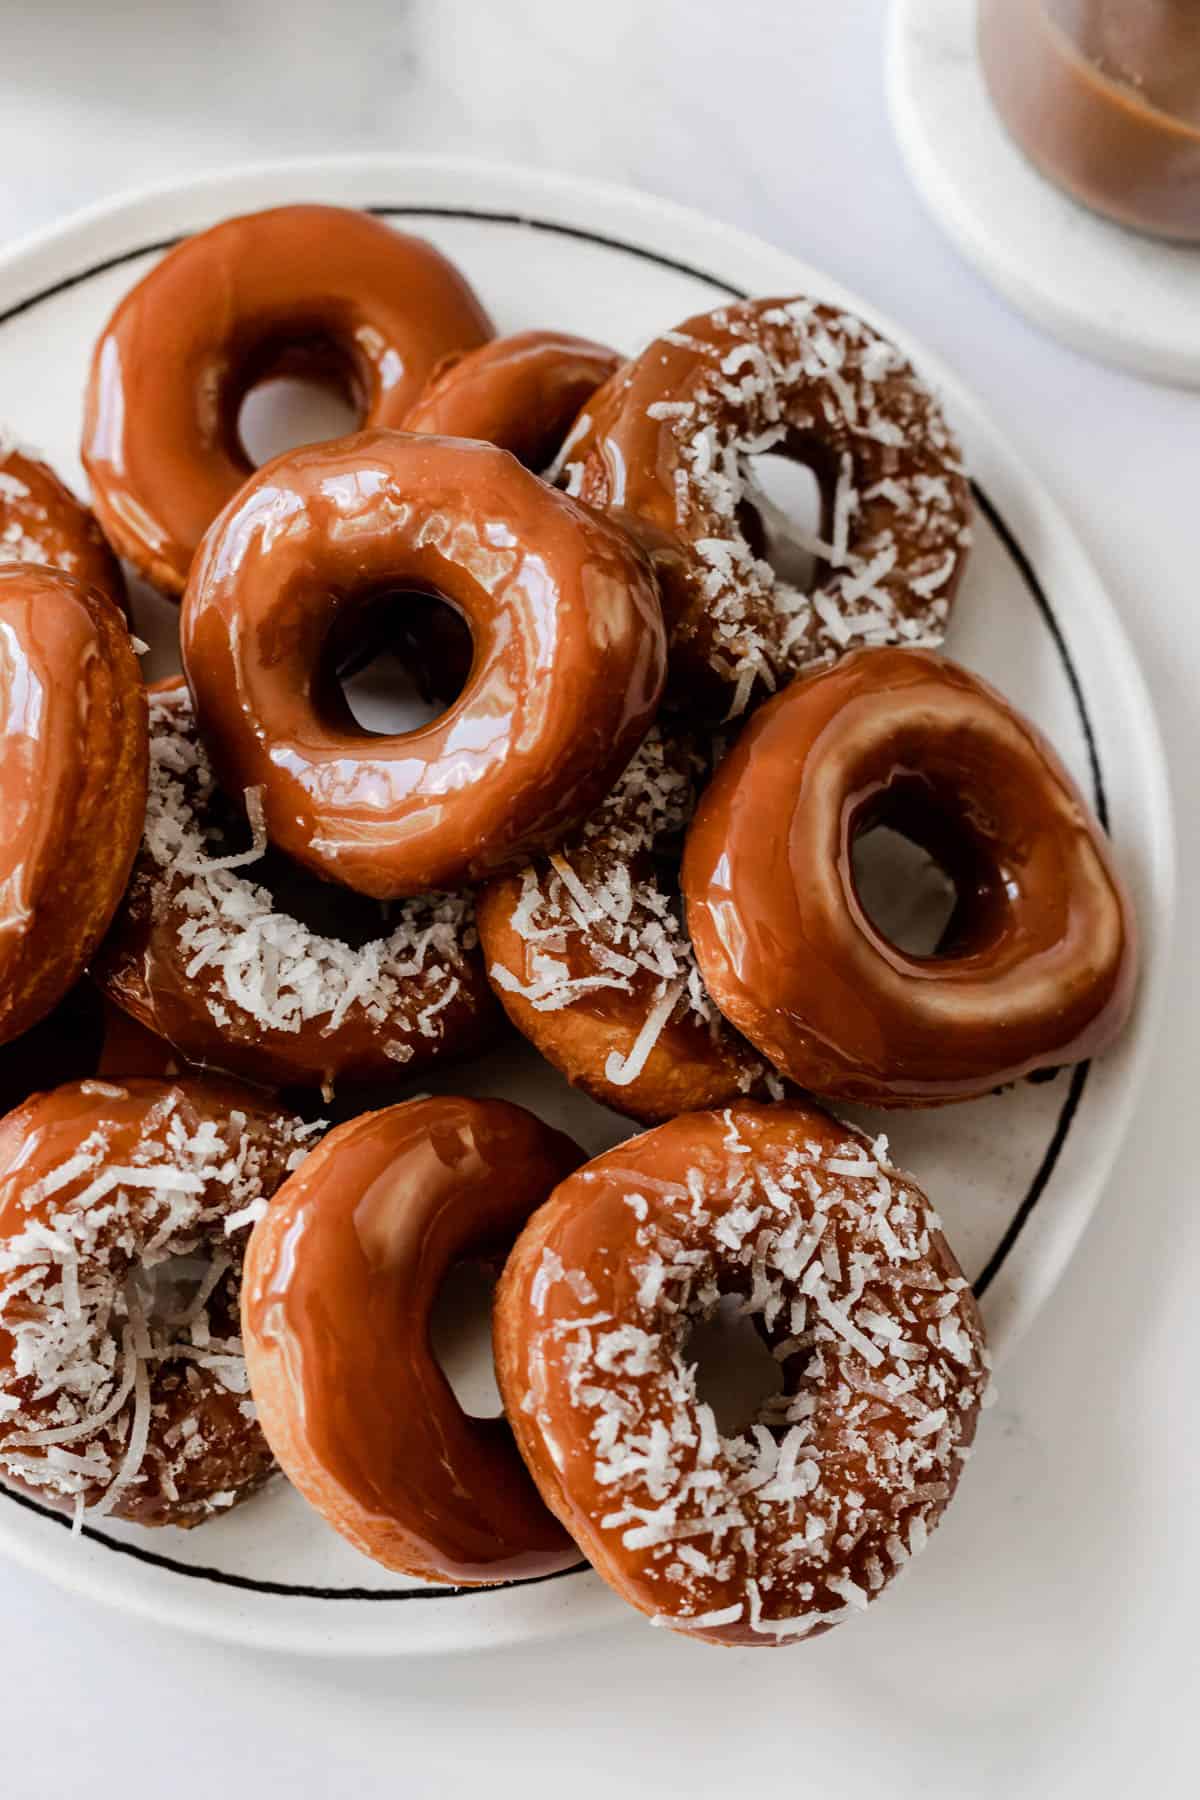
[0,154,1173,1655]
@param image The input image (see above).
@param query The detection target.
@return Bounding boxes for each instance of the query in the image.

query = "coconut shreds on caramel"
[0,1089,320,1522]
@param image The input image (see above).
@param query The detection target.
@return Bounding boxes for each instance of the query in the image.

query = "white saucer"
[888,0,1200,387]
[0,153,1174,1655]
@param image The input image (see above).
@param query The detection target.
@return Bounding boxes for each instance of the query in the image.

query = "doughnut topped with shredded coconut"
[559,297,971,718]
[0,440,126,614]
[494,1102,990,1647]
[0,1078,320,1527]
[476,728,783,1123]
[95,683,500,1092]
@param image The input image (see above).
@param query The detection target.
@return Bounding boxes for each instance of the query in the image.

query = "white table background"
[0,3,1194,1795]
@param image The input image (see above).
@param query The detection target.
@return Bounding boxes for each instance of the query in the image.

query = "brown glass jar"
[978,0,1200,241]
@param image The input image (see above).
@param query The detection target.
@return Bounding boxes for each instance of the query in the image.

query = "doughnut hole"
[323,590,476,736]
[429,1259,503,1421]
[683,1292,784,1437]
[236,336,360,467]
[738,440,829,592]
[849,774,1002,959]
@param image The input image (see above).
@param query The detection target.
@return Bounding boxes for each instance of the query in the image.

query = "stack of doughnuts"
[0,203,1136,1647]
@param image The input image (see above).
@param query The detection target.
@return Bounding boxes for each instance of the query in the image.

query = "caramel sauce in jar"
[979,0,1200,240]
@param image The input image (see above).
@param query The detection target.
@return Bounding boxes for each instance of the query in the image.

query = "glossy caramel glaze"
[0,444,127,616]
[494,1102,989,1646]
[96,680,502,1090]
[980,0,1200,240]
[559,298,971,719]
[0,566,147,1047]
[682,647,1137,1106]
[477,727,786,1124]
[403,330,622,471]
[181,429,668,899]
[81,204,494,595]
[0,1077,316,1526]
[242,1095,584,1583]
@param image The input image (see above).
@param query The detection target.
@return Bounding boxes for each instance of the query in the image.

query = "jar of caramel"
[978,1,1200,241]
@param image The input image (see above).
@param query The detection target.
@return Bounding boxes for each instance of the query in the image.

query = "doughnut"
[81,204,494,596]
[559,297,972,718]
[0,437,126,616]
[403,330,622,471]
[477,727,784,1124]
[0,1078,320,1527]
[0,981,182,1120]
[0,566,147,1047]
[95,680,501,1092]
[683,647,1137,1105]
[181,429,668,898]
[242,1095,584,1583]
[494,1101,990,1646]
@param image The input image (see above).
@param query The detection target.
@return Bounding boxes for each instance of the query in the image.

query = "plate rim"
[0,151,1176,1654]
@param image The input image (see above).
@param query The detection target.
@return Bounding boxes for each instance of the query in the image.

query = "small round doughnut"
[95,680,501,1092]
[0,438,126,616]
[403,330,622,470]
[0,566,147,1047]
[683,647,1137,1106]
[0,981,182,1120]
[560,296,972,718]
[477,727,783,1124]
[181,429,668,898]
[494,1101,990,1646]
[82,204,494,596]
[242,1095,584,1583]
[0,1077,319,1527]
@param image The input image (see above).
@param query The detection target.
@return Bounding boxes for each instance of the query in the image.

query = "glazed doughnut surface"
[561,297,972,717]
[82,204,494,595]
[0,566,146,1046]
[495,1102,990,1646]
[403,329,622,471]
[684,647,1137,1105]
[243,1096,584,1583]
[182,429,668,898]
[0,1078,319,1527]
[96,681,500,1091]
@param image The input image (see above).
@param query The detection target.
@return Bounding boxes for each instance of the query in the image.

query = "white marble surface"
[0,2,1196,1794]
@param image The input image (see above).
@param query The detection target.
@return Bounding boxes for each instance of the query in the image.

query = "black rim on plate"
[0,204,1104,1602]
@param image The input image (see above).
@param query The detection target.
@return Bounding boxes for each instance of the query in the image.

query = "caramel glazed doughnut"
[684,648,1137,1106]
[243,1096,585,1584]
[180,429,667,898]
[496,1102,991,1647]
[559,296,973,718]
[81,204,494,596]
[0,565,147,1048]
[477,726,785,1124]
[95,680,500,1093]
[0,1079,320,1527]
